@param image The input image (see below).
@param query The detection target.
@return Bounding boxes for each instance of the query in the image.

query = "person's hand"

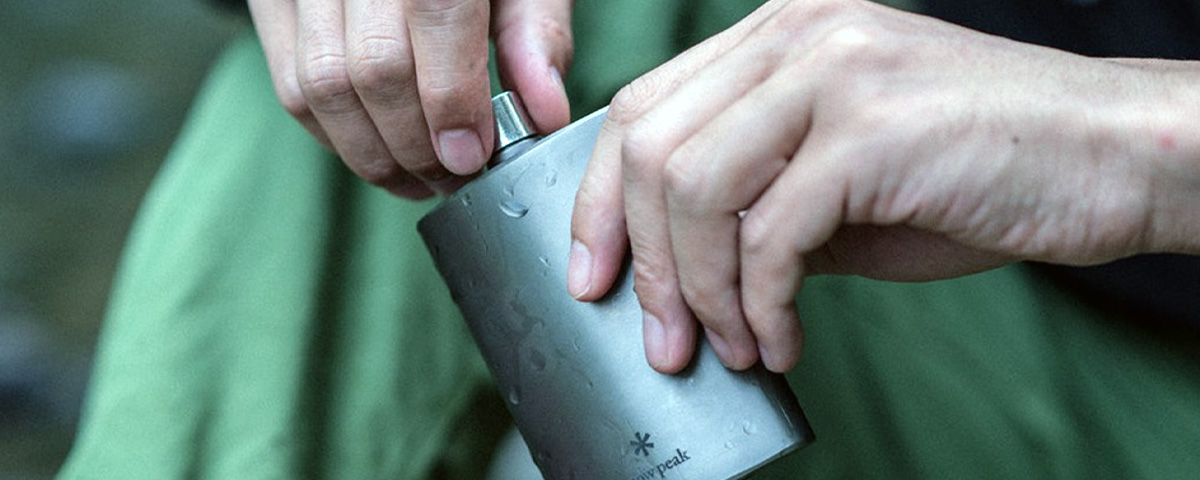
[567,0,1200,374]
[248,0,573,198]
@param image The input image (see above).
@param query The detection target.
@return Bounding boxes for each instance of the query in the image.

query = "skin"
[566,0,1200,374]
[247,0,574,198]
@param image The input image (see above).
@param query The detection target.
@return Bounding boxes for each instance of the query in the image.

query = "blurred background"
[0,1,242,477]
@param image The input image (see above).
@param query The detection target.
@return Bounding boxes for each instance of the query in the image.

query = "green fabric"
[767,269,1200,479]
[60,1,1200,479]
[58,30,493,479]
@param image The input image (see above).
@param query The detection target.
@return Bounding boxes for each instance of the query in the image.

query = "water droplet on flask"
[499,200,529,218]
[530,349,547,372]
[742,421,757,435]
[544,171,558,187]
[459,194,473,207]
[508,388,521,405]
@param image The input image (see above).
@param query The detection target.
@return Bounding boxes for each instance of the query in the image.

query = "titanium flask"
[418,93,814,480]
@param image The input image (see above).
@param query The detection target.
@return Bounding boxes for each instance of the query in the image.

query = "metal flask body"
[418,93,814,480]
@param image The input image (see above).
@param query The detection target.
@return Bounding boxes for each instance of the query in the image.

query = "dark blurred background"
[0,1,241,477]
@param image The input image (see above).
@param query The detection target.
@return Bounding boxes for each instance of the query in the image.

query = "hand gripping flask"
[418,92,814,480]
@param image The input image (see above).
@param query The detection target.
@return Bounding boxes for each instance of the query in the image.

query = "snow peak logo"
[630,432,655,456]
[625,432,692,480]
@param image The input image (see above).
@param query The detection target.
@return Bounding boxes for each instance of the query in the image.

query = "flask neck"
[491,91,539,166]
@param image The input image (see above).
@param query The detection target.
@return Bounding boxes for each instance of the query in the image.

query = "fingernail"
[548,67,564,90]
[567,240,592,299]
[643,312,668,369]
[704,327,736,369]
[758,344,776,372]
[437,128,485,175]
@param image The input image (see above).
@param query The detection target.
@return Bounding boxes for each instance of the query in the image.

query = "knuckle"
[619,122,671,183]
[375,140,447,182]
[347,35,417,99]
[298,52,357,108]
[630,259,680,319]
[740,298,769,330]
[536,15,574,66]
[609,78,659,127]
[418,82,474,112]
[572,176,603,211]
[406,0,472,18]
[275,79,312,119]
[662,151,713,209]
[416,68,488,122]
[808,22,897,81]
[769,0,846,38]
[570,181,602,218]
[631,255,670,291]
[770,2,897,78]
[390,179,436,200]
[744,302,786,338]
[679,282,724,323]
[739,212,775,258]
[605,75,671,169]
[353,159,407,188]
[406,158,452,182]
[819,24,874,56]
[743,303,800,366]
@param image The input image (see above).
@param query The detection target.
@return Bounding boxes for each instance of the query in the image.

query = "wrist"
[1113,59,1200,255]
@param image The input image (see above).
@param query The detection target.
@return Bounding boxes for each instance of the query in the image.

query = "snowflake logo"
[630,431,655,457]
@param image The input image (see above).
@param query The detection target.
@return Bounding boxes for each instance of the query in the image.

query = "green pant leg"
[753,266,1200,479]
[58,30,492,480]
